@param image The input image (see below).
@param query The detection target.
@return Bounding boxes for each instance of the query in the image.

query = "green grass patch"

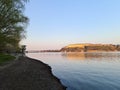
[0,54,15,64]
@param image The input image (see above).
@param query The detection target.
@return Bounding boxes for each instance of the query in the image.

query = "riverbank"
[0,56,66,90]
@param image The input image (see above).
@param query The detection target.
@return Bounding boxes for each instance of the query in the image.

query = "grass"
[0,53,15,64]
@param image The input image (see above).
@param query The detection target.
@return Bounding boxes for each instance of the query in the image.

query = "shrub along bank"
[0,54,15,64]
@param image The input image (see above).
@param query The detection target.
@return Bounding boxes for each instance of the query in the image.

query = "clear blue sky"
[22,0,120,50]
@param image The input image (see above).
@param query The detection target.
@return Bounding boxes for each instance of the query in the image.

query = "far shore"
[0,56,66,90]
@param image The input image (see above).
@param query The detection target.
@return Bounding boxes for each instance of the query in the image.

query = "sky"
[22,0,120,50]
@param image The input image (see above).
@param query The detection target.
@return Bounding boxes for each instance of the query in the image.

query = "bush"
[0,54,15,64]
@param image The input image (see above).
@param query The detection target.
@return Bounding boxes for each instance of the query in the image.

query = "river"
[27,52,120,90]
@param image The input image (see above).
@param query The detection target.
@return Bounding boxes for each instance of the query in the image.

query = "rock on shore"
[0,56,66,90]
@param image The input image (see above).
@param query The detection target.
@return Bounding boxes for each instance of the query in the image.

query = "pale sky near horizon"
[22,0,120,50]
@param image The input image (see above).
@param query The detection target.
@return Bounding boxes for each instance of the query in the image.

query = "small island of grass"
[0,54,15,64]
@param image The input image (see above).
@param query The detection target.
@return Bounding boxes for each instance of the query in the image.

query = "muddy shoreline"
[0,56,66,90]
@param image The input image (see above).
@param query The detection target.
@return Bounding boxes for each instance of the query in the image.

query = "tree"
[21,45,26,54]
[0,0,29,52]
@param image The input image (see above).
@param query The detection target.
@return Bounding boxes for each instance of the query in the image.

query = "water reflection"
[62,52,120,60]
[27,52,120,90]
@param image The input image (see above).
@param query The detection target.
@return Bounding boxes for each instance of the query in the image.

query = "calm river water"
[27,52,120,90]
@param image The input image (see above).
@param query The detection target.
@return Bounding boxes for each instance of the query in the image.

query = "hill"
[61,43,120,52]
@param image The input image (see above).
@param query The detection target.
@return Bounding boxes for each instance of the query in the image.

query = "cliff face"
[61,44,120,52]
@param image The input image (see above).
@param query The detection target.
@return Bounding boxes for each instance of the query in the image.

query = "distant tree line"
[61,47,84,52]
[0,0,29,53]
[116,45,120,51]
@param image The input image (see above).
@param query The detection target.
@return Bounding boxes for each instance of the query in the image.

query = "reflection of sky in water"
[27,52,120,90]
[62,52,120,60]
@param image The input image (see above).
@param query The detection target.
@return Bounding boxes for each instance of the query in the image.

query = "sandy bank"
[0,56,66,90]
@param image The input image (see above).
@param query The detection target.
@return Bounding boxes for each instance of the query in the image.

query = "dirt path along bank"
[0,56,66,90]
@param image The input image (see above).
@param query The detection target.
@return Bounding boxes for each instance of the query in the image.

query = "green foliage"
[0,54,15,64]
[116,45,120,51]
[0,0,29,52]
[21,45,26,53]
[86,45,116,51]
